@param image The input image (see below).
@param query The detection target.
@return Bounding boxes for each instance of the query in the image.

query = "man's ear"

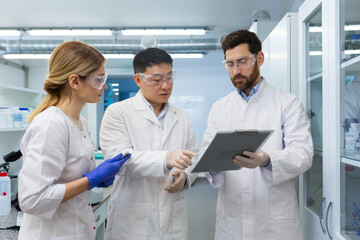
[68,74,81,90]
[257,51,265,67]
[133,74,142,88]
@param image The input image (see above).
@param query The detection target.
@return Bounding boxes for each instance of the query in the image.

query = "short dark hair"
[221,30,262,56]
[133,48,173,73]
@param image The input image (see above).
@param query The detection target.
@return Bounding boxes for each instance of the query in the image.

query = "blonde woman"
[18,41,130,240]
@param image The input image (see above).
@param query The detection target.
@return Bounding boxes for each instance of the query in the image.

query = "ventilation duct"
[0,38,220,55]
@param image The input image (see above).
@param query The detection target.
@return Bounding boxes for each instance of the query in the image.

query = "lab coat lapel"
[133,91,162,127]
[162,105,178,146]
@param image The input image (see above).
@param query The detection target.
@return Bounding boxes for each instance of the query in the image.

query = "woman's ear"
[68,74,81,90]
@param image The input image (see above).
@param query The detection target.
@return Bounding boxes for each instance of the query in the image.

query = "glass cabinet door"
[305,6,323,217]
[340,0,360,239]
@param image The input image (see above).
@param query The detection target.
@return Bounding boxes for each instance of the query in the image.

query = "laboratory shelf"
[341,54,360,71]
[0,83,44,96]
[0,128,27,132]
[341,155,360,168]
[306,72,322,83]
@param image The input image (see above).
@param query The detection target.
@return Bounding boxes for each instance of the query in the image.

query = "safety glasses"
[137,71,175,87]
[222,54,257,72]
[84,74,108,90]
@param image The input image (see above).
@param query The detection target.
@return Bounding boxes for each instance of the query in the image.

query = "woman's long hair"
[28,41,105,122]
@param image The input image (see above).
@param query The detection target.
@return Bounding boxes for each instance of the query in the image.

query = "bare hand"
[166,149,197,170]
[164,169,186,193]
[232,150,270,168]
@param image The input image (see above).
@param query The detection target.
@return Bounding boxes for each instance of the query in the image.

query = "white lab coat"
[202,80,313,240]
[18,106,96,240]
[100,91,198,240]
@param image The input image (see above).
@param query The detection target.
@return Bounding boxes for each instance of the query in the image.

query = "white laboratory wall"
[171,50,234,142]
[0,63,25,87]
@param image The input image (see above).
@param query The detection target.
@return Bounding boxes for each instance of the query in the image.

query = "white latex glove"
[232,150,270,168]
[166,149,197,170]
[164,169,186,193]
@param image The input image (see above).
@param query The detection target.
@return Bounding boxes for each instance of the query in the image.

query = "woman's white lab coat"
[100,91,198,240]
[202,80,313,240]
[18,106,97,240]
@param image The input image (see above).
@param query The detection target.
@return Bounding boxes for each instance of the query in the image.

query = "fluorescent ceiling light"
[309,50,360,56]
[310,24,360,33]
[309,27,322,33]
[28,29,113,36]
[122,29,206,36]
[0,30,21,37]
[345,25,360,31]
[3,54,51,59]
[309,51,322,56]
[345,49,360,55]
[113,88,119,92]
[103,54,134,59]
[114,92,119,95]
[111,83,119,87]
[170,53,204,59]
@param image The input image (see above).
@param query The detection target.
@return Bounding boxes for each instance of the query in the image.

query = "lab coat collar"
[133,91,161,127]
[132,91,178,137]
[161,106,178,146]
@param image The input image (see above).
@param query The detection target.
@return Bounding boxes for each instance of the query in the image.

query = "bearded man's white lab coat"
[202,80,313,240]
[100,91,198,240]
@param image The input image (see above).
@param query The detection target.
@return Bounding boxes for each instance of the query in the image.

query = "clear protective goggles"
[84,74,108,90]
[137,71,175,87]
[222,54,257,72]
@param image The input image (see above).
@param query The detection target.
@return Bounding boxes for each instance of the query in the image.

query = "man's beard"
[231,62,259,93]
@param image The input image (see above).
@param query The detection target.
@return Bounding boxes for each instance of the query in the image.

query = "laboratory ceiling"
[0,0,302,67]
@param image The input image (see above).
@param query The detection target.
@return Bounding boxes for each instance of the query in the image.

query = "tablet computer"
[191,130,274,173]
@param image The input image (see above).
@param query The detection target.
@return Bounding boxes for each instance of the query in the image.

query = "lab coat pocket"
[49,232,85,240]
[269,182,299,223]
[112,200,150,240]
[171,198,188,239]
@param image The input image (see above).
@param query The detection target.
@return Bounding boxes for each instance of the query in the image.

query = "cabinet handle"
[319,197,326,233]
[325,201,333,239]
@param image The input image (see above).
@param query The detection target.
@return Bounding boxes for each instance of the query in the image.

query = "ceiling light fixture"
[28,29,113,36]
[103,54,135,59]
[344,25,360,31]
[0,30,21,37]
[170,53,204,58]
[122,28,207,36]
[309,50,360,56]
[3,54,51,59]
[309,24,360,33]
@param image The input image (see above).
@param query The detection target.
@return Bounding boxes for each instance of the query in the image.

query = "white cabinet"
[249,20,278,42]
[262,13,298,95]
[299,0,360,239]
[0,83,44,179]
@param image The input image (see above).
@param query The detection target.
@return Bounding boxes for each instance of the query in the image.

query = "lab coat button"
[93,227,96,230]
[88,203,90,206]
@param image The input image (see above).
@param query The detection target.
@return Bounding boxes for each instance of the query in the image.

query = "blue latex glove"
[86,153,131,189]
[97,176,115,188]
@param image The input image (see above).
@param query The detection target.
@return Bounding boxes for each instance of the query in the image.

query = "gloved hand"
[166,149,196,170]
[86,153,131,189]
[97,176,115,188]
[233,150,270,168]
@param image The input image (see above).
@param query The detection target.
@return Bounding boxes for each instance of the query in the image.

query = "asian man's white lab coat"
[100,91,198,240]
[202,80,313,240]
